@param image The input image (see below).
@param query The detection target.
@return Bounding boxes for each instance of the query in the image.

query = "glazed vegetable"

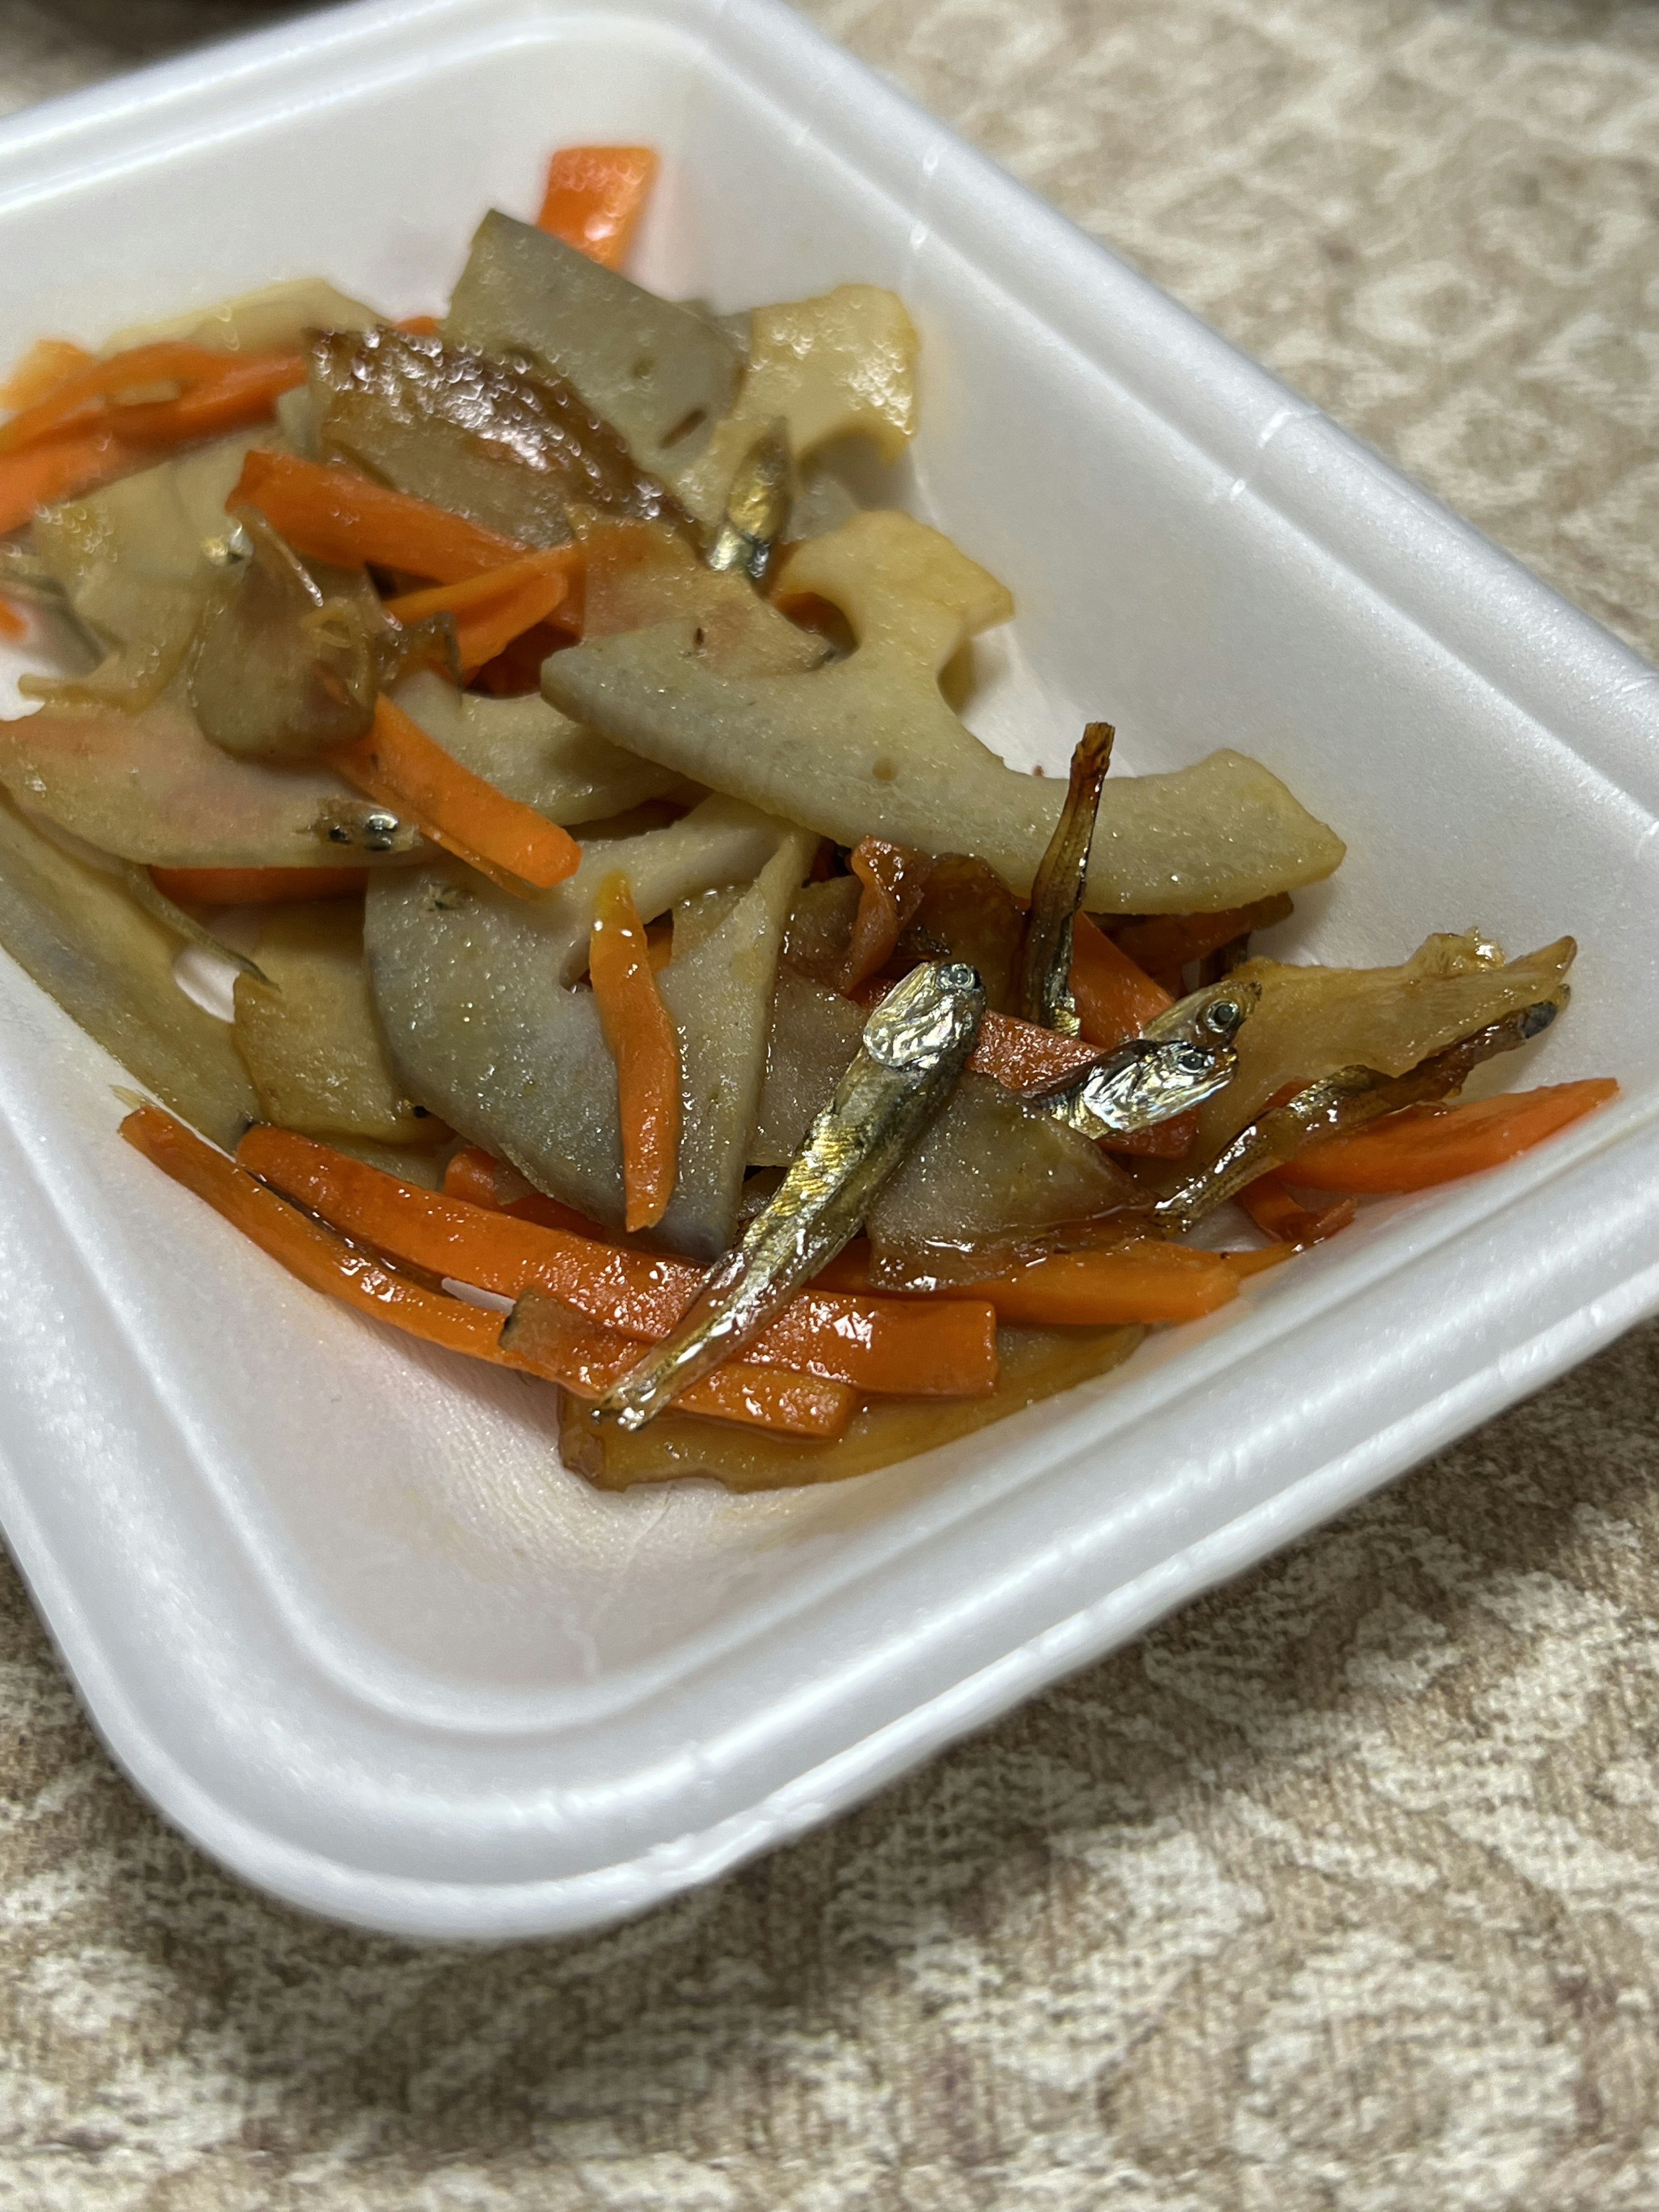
[536,145,660,267]
[150,866,369,905]
[330,697,581,893]
[1069,913,1173,1049]
[595,961,986,1429]
[232,448,528,581]
[1235,1172,1356,1246]
[1285,1078,1618,1192]
[365,797,814,1252]
[543,509,1347,911]
[382,551,572,674]
[589,870,681,1230]
[933,1242,1243,1326]
[235,1125,999,1397]
[1017,721,1113,1033]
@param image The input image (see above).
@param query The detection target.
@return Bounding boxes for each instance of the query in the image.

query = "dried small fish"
[1154,999,1561,1228]
[121,863,270,986]
[705,423,791,585]
[592,959,985,1429]
[1140,978,1259,1049]
[1015,722,1113,1033]
[1029,978,1252,1141]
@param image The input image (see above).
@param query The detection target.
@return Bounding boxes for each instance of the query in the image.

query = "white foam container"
[0,0,1656,1942]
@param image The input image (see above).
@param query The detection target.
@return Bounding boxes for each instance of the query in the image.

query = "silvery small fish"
[1154,999,1561,1229]
[594,959,986,1430]
[1016,722,1114,1035]
[1031,979,1253,1141]
[706,423,793,587]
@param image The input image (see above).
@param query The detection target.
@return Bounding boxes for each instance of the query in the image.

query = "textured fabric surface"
[2,0,1658,2203]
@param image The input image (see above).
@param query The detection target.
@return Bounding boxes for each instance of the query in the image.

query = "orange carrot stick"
[0,340,234,453]
[385,550,574,673]
[122,1103,522,1366]
[589,871,681,1233]
[1219,1243,1294,1278]
[329,696,579,894]
[150,865,369,906]
[969,1007,1101,1090]
[0,598,25,641]
[237,1125,999,1396]
[441,1145,613,1235]
[1287,1080,1619,1194]
[124,1104,851,1437]
[937,1242,1240,1326]
[0,337,94,413]
[504,1289,853,1437]
[1236,1170,1356,1246]
[536,145,659,268]
[1070,912,1172,1051]
[232,449,528,582]
[0,431,135,533]
[110,351,305,445]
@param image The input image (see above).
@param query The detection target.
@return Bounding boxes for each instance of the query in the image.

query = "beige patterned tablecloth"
[2,2,1658,2204]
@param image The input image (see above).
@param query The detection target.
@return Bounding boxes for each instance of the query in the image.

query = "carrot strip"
[110,351,305,445]
[1070,912,1171,1050]
[1219,1243,1294,1278]
[0,340,233,453]
[589,871,681,1232]
[505,1289,853,1438]
[536,145,660,268]
[150,865,369,906]
[0,431,135,533]
[1104,1110,1198,1161]
[232,449,528,582]
[1114,894,1293,978]
[329,696,579,894]
[0,598,25,641]
[237,1125,999,1396]
[395,315,442,336]
[0,337,94,413]
[937,1242,1240,1327]
[969,1007,1101,1091]
[835,838,936,991]
[1236,1170,1356,1246]
[122,1103,520,1366]
[442,1145,612,1234]
[124,1104,852,1437]
[386,550,574,673]
[1287,1080,1619,1193]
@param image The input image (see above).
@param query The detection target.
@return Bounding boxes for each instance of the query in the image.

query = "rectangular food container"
[1,0,1656,1942]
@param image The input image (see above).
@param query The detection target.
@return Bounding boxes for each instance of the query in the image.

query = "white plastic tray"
[0,0,1656,1942]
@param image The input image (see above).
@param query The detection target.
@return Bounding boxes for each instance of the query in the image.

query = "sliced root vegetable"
[441,1144,607,1235]
[502,1288,853,1438]
[1113,893,1294,979]
[236,1124,999,1396]
[122,1103,518,1365]
[1236,1169,1356,1246]
[536,145,660,268]
[232,448,528,582]
[1070,912,1172,1050]
[1286,1079,1619,1192]
[0,431,135,533]
[330,697,579,894]
[589,869,681,1232]
[385,550,574,674]
[151,866,370,906]
[934,1242,1241,1326]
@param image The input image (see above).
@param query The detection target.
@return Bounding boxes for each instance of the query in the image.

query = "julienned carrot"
[1236,1171,1355,1246]
[0,598,25,641]
[122,1102,522,1366]
[1287,1080,1619,1194]
[124,1104,850,1438]
[150,865,369,906]
[330,697,580,894]
[1104,1110,1198,1161]
[1113,896,1294,978]
[232,449,528,582]
[504,1289,854,1438]
[936,1243,1241,1327]
[1070,912,1172,1051]
[385,551,575,674]
[536,145,660,268]
[0,432,134,534]
[0,337,93,413]
[442,1145,613,1235]
[0,340,237,452]
[1219,1243,1294,1278]
[236,1125,1000,1397]
[589,871,681,1232]
[111,351,305,445]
